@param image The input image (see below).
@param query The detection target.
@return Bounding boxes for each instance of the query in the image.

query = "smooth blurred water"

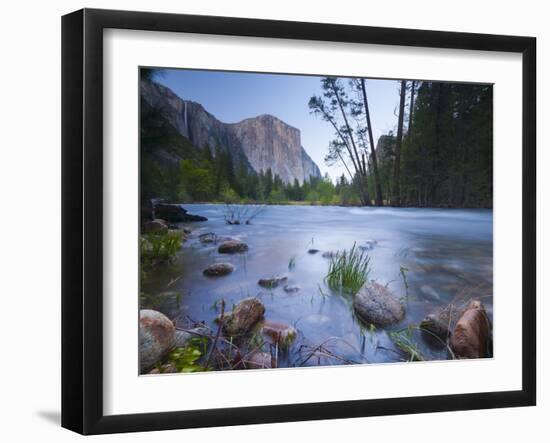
[143,204,493,366]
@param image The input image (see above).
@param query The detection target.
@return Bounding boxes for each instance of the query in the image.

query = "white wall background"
[0,0,546,441]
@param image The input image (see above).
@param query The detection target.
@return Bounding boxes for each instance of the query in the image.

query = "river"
[143,204,493,367]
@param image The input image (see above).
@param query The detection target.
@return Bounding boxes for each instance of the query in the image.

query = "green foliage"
[168,337,209,373]
[399,82,493,207]
[325,243,371,295]
[140,230,184,277]
[399,266,409,302]
[388,326,424,362]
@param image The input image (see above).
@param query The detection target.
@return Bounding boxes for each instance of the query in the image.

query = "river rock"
[218,239,248,254]
[221,297,265,337]
[451,300,491,359]
[419,284,441,302]
[246,352,273,369]
[148,362,177,374]
[359,240,377,251]
[261,320,297,347]
[283,285,300,293]
[174,327,210,348]
[203,262,235,277]
[139,309,175,372]
[258,275,288,289]
[308,248,320,254]
[155,203,208,222]
[420,309,451,346]
[199,232,217,244]
[353,282,405,326]
[142,218,168,234]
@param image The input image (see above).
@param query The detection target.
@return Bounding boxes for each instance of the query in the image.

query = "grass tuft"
[388,326,424,361]
[325,243,371,295]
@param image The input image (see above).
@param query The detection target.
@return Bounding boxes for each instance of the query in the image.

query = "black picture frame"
[61,8,537,435]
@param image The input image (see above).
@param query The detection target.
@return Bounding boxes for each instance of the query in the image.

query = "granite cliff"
[140,80,321,184]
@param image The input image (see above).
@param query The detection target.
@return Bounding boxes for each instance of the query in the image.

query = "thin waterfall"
[184,101,188,137]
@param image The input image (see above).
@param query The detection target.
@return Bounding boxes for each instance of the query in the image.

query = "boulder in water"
[450,300,491,359]
[221,297,265,337]
[353,282,405,326]
[218,239,248,254]
[203,262,235,277]
[139,309,175,372]
[258,275,288,289]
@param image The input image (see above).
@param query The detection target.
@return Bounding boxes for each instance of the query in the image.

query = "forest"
[141,72,492,208]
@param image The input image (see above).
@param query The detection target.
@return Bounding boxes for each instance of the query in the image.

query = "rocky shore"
[139,221,493,373]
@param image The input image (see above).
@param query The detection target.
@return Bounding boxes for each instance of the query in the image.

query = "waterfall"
[184,101,188,137]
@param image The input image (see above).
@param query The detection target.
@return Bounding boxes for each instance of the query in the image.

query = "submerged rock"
[358,240,377,251]
[258,275,288,289]
[283,285,300,293]
[353,282,405,326]
[419,284,441,302]
[420,309,451,346]
[246,352,272,369]
[304,313,331,325]
[139,309,175,372]
[260,320,297,347]
[199,232,217,244]
[203,262,235,277]
[221,297,265,337]
[451,300,491,359]
[142,218,168,234]
[218,239,248,254]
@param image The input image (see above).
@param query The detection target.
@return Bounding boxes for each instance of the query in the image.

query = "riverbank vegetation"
[309,78,493,208]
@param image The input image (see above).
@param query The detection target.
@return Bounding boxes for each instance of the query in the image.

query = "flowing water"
[143,204,493,367]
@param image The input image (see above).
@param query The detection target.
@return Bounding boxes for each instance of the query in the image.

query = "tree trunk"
[330,81,371,206]
[408,81,416,138]
[391,80,407,206]
[360,79,383,206]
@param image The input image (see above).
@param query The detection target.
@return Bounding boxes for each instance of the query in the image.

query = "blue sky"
[156,68,403,182]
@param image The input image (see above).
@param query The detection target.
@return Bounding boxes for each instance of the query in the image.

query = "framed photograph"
[62,8,536,435]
